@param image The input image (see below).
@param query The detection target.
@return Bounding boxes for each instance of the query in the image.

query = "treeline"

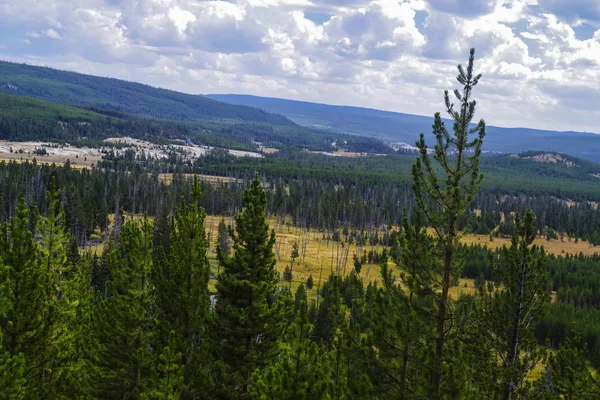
[1,159,599,249]
[460,244,600,368]
[0,160,249,245]
[102,144,600,201]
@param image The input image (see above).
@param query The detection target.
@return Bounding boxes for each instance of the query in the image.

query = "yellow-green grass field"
[82,214,599,296]
[205,216,597,290]
[461,231,600,256]
[204,216,390,293]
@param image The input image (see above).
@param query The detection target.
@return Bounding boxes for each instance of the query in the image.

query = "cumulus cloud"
[1,0,600,133]
[184,4,268,54]
[426,0,501,18]
[322,0,425,61]
[538,0,600,25]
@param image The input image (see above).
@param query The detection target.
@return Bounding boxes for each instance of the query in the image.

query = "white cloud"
[169,7,197,32]
[425,0,501,18]
[538,0,600,25]
[46,29,62,39]
[1,0,600,133]
[322,0,425,61]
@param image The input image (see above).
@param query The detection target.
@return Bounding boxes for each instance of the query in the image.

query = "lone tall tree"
[412,48,486,398]
[216,174,284,398]
[289,241,299,288]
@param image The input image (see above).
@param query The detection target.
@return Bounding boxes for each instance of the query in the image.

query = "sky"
[1,0,600,133]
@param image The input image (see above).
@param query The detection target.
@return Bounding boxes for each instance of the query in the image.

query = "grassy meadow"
[82,213,599,299]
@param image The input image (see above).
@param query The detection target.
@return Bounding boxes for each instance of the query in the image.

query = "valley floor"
[84,214,600,300]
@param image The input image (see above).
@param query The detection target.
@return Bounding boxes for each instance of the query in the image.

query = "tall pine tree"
[476,210,549,399]
[91,217,157,398]
[217,218,232,258]
[372,217,437,398]
[248,301,334,399]
[0,197,54,398]
[0,258,26,400]
[215,174,286,398]
[155,175,212,397]
[54,255,96,398]
[412,48,486,398]
[35,177,71,397]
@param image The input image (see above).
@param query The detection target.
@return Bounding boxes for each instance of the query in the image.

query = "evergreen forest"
[1,49,600,400]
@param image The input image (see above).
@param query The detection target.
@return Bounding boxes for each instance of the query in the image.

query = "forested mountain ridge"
[0,60,294,125]
[3,59,599,162]
[207,94,600,163]
[0,92,391,153]
[0,60,390,152]
[0,92,212,145]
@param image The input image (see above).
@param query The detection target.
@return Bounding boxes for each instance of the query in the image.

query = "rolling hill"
[0,61,294,126]
[2,59,598,161]
[206,94,600,163]
[0,91,391,153]
[0,91,201,144]
[0,61,394,153]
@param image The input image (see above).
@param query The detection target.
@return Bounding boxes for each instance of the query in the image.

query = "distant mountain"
[0,91,391,153]
[3,60,598,160]
[206,94,600,163]
[0,61,294,126]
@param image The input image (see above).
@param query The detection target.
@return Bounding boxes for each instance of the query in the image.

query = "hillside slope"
[0,61,294,125]
[0,92,391,153]
[207,94,600,163]
[0,92,196,143]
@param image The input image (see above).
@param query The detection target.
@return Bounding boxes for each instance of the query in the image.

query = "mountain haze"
[1,59,599,162]
[207,94,600,162]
